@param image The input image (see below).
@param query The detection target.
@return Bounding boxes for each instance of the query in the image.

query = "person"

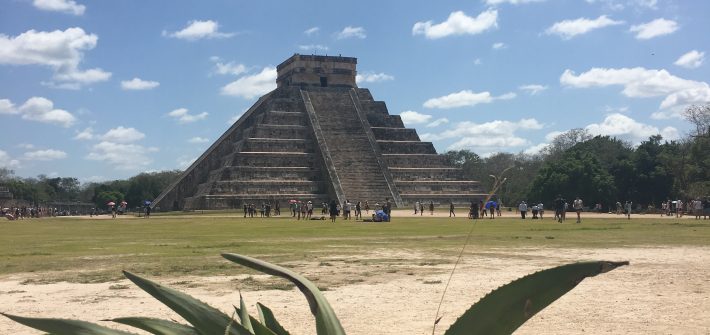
[329,200,338,222]
[355,201,362,220]
[554,195,565,223]
[449,201,455,217]
[531,204,538,219]
[624,201,632,220]
[307,201,313,219]
[419,201,424,216]
[676,199,683,218]
[343,200,351,220]
[573,197,583,223]
[301,201,307,220]
[364,200,370,214]
[538,202,544,219]
[111,205,116,219]
[429,201,434,215]
[480,200,486,217]
[243,203,248,218]
[496,202,502,217]
[385,198,392,218]
[274,201,280,216]
[414,201,419,215]
[704,196,710,220]
[518,201,527,219]
[145,205,151,218]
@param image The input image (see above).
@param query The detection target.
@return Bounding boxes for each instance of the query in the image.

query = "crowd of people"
[242,198,393,222]
[1,206,59,220]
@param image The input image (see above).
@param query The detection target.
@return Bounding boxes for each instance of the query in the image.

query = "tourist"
[243,203,248,218]
[693,198,703,219]
[676,199,683,218]
[364,200,369,214]
[385,198,392,217]
[306,201,313,219]
[301,201,307,220]
[573,197,583,223]
[518,201,527,219]
[329,200,338,222]
[496,202,502,217]
[355,201,362,220]
[480,200,486,217]
[554,195,565,223]
[414,201,419,214]
[274,201,280,216]
[344,200,351,220]
[419,201,424,216]
[538,202,544,219]
[429,201,434,215]
[449,201,455,217]
[531,204,538,219]
[624,201,632,220]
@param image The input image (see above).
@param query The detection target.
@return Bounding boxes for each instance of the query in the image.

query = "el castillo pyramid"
[153,54,487,210]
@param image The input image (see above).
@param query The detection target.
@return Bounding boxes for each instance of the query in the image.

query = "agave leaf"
[237,295,254,334]
[110,317,198,335]
[444,261,629,335]
[234,306,278,335]
[222,253,346,335]
[256,303,291,335]
[122,271,252,335]
[1,313,136,335]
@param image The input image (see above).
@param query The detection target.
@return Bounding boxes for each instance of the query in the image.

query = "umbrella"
[485,200,497,209]
[289,199,297,204]
[107,201,116,206]
[120,201,128,206]
[143,200,152,206]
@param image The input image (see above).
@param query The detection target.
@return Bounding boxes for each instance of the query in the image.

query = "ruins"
[153,54,486,210]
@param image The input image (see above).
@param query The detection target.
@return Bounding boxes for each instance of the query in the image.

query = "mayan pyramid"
[153,54,487,210]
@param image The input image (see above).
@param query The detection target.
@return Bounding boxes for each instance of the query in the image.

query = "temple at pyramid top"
[152,54,486,211]
[276,54,358,88]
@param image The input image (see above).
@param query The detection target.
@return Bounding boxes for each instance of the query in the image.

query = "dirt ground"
[2,246,709,334]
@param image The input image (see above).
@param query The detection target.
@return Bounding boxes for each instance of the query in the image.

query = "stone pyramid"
[153,54,487,210]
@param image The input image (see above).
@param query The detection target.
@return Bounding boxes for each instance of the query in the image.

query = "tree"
[683,104,710,137]
[541,128,593,160]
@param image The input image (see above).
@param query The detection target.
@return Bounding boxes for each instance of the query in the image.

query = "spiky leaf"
[1,313,136,335]
[444,261,629,335]
[234,306,278,335]
[256,303,291,335]
[122,271,251,335]
[222,253,346,335]
[238,295,254,333]
[110,317,198,335]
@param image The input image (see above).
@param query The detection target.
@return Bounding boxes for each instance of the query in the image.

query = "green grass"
[0,214,708,283]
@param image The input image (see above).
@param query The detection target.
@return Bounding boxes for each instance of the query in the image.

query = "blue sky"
[1,0,708,182]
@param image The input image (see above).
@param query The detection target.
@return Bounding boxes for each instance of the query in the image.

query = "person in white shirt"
[518,201,528,219]
[573,197,583,223]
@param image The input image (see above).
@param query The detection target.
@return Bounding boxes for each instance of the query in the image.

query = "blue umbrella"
[143,200,152,206]
[485,200,497,209]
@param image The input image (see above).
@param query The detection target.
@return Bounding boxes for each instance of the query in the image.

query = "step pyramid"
[153,54,487,210]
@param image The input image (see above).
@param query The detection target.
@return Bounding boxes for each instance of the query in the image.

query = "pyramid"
[153,54,487,210]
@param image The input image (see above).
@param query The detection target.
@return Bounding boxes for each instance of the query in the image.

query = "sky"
[1,0,709,182]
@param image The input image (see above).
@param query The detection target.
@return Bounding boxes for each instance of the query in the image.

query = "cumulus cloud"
[336,26,366,39]
[492,42,507,49]
[545,15,624,39]
[420,118,543,152]
[100,126,145,143]
[86,141,158,171]
[304,27,320,35]
[399,111,432,125]
[423,90,515,109]
[427,118,449,128]
[0,150,21,169]
[629,18,678,39]
[356,72,394,84]
[164,20,234,41]
[0,97,77,127]
[74,127,94,140]
[298,44,329,52]
[167,108,208,124]
[188,137,209,144]
[585,113,678,143]
[209,57,248,76]
[221,67,277,99]
[413,9,498,39]
[23,149,67,161]
[33,0,85,15]
[519,84,548,95]
[121,78,160,90]
[0,27,111,88]
[524,142,550,155]
[674,50,705,69]
[560,67,710,114]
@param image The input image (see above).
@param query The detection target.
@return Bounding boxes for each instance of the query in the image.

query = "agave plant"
[2,253,627,335]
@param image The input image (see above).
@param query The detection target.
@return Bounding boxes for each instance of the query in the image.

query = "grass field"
[1,213,708,284]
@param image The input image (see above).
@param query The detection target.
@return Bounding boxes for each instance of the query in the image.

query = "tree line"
[445,105,710,210]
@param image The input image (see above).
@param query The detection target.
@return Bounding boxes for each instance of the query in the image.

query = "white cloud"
[674,50,705,69]
[221,67,277,99]
[228,111,245,125]
[485,0,545,5]
[0,99,17,115]
[0,27,111,88]
[519,84,548,95]
[167,108,208,124]
[188,137,209,144]
[413,9,498,39]
[492,42,507,49]
[585,113,678,143]
[524,143,550,155]
[14,97,77,127]
[336,26,366,39]
[545,130,565,142]
[560,67,710,113]
[17,143,35,150]
[629,18,678,40]
[304,27,320,35]
[0,150,20,169]
[164,20,234,41]
[33,0,85,15]
[399,111,432,125]
[298,44,329,52]
[423,90,515,109]
[86,141,158,171]
[210,58,248,76]
[356,72,394,84]
[427,118,449,128]
[177,155,198,169]
[74,127,94,140]
[101,126,145,143]
[473,58,482,65]
[546,15,624,39]
[23,149,67,161]
[121,78,160,90]
[421,118,543,152]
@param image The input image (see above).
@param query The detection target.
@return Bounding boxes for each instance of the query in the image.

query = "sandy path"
[2,246,709,334]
